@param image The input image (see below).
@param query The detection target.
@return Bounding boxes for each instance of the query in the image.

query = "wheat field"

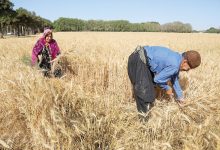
[0,32,220,150]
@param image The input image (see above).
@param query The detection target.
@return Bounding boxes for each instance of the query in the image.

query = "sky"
[10,0,220,31]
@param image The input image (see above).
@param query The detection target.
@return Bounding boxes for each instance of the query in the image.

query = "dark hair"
[182,50,201,69]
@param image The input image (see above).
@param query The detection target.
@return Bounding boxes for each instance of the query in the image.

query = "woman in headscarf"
[31,28,62,77]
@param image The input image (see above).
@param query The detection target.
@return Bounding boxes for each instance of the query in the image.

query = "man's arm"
[171,74,183,101]
[154,66,178,92]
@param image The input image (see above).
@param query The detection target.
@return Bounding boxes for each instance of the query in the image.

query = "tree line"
[0,0,219,38]
[0,0,52,38]
[53,18,193,33]
[205,27,220,33]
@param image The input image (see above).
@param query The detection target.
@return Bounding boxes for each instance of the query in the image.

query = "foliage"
[205,27,220,33]
[0,0,15,38]
[0,1,52,37]
[162,21,192,33]
[53,18,192,33]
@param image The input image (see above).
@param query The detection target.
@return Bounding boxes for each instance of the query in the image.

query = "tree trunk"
[0,32,3,38]
[0,26,4,38]
[17,25,20,36]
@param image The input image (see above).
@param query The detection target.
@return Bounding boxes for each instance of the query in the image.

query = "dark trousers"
[127,51,155,113]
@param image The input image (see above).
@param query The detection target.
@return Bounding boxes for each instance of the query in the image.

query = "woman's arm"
[32,39,44,65]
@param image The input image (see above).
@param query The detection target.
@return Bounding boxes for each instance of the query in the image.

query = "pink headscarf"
[31,29,60,65]
[43,29,52,38]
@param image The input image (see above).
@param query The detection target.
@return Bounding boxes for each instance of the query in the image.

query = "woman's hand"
[45,42,49,47]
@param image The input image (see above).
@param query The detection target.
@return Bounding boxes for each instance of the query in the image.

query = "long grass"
[0,32,220,150]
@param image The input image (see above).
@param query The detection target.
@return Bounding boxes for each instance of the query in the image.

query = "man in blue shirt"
[128,46,201,116]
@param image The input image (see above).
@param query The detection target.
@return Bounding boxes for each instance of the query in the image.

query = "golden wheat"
[0,32,220,150]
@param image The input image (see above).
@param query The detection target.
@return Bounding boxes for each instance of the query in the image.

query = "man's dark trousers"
[127,49,155,113]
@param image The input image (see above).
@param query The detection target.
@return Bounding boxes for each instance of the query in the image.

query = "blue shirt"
[144,46,183,100]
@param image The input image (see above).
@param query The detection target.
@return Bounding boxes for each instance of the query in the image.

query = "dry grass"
[0,32,220,150]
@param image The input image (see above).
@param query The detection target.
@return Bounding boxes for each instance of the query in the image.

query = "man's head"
[180,50,201,71]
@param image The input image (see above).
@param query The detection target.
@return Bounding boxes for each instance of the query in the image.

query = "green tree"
[13,8,53,36]
[162,21,192,33]
[0,0,15,38]
[205,27,220,33]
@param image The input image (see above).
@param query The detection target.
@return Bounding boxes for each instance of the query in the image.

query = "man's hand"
[166,89,173,96]
[165,89,174,101]
[177,98,187,106]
